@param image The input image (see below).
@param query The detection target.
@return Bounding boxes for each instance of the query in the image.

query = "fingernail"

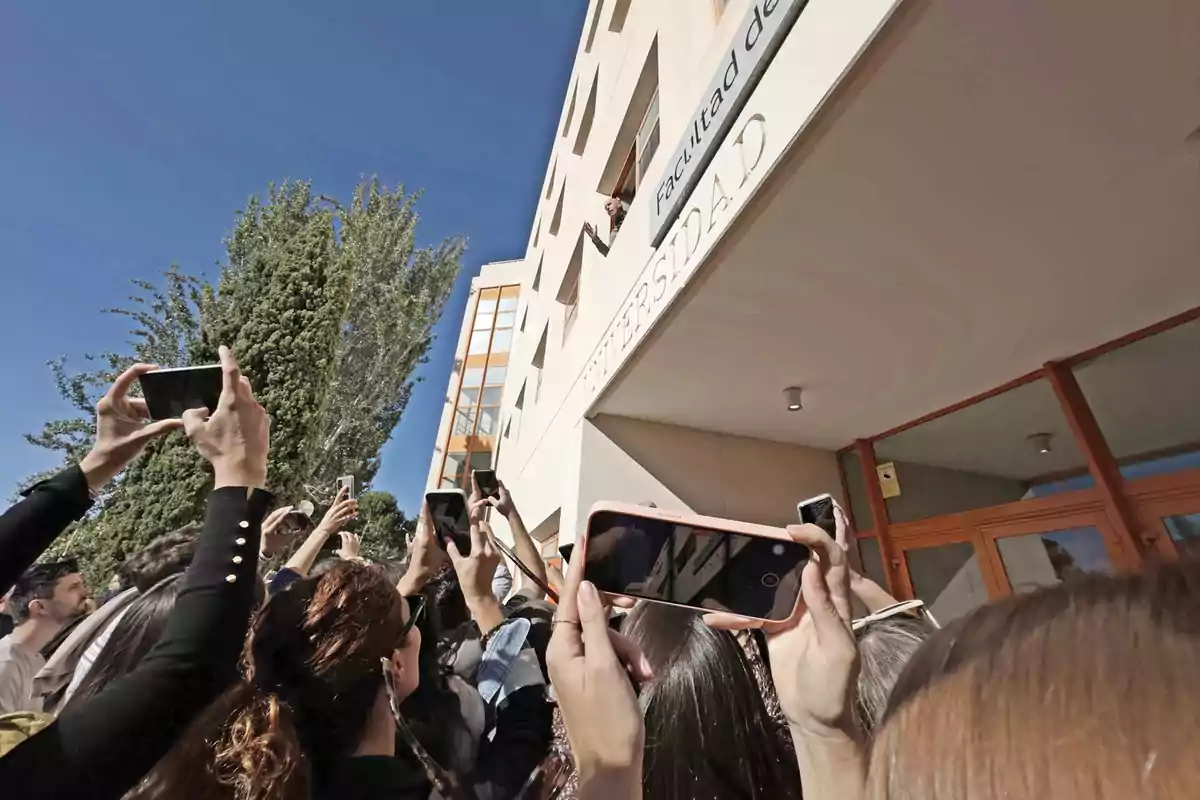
[579,580,600,610]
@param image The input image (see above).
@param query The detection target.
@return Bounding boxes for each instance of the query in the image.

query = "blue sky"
[0,0,584,515]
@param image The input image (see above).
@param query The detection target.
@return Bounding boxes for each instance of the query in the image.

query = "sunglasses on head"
[851,599,940,632]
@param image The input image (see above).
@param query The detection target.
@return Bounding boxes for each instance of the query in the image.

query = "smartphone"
[336,475,357,501]
[583,502,810,622]
[137,365,222,420]
[797,493,837,537]
[425,489,471,556]
[473,469,500,499]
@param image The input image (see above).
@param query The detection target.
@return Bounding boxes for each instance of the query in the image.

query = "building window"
[610,0,632,32]
[532,255,543,291]
[573,71,599,156]
[584,0,606,52]
[549,187,565,236]
[562,79,578,137]
[635,91,661,186]
[531,328,548,404]
[557,236,584,341]
[545,159,557,200]
[438,284,520,494]
[442,451,467,489]
[596,39,659,236]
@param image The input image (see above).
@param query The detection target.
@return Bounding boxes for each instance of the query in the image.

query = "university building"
[426,0,1200,620]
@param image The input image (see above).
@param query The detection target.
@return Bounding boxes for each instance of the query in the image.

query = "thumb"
[180,408,210,439]
[135,418,186,442]
[578,581,618,661]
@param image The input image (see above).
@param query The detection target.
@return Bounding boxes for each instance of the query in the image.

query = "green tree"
[26,179,462,585]
[353,490,413,562]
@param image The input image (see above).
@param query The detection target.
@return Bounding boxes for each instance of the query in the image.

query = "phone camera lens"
[772,544,785,556]
[761,573,780,588]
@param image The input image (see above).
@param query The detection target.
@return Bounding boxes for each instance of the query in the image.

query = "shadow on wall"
[588,414,842,527]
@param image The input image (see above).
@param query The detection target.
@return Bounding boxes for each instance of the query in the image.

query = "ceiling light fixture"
[783,386,803,411]
[1027,432,1053,455]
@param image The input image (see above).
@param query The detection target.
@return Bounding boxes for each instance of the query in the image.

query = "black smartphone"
[473,469,500,499]
[336,475,357,501]
[583,504,810,621]
[797,493,837,537]
[137,365,223,420]
[425,489,471,556]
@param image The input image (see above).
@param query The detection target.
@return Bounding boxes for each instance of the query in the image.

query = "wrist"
[576,764,641,800]
[213,461,268,490]
[397,568,433,596]
[79,448,122,495]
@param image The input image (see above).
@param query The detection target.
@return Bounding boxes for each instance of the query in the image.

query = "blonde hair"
[867,561,1200,800]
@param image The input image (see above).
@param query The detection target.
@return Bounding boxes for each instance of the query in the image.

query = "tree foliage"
[26,179,462,584]
[352,490,413,562]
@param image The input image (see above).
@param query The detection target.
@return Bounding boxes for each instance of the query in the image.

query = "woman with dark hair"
[137,561,425,800]
[622,602,801,800]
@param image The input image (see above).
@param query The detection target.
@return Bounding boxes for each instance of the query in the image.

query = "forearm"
[507,511,548,597]
[467,594,505,636]
[0,466,94,595]
[789,724,866,800]
[0,486,272,799]
[284,528,332,576]
[851,576,898,613]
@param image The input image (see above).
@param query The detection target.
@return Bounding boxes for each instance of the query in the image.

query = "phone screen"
[137,366,222,420]
[583,511,809,621]
[425,491,471,556]
[798,495,837,537]
[473,469,499,499]
[337,475,356,501]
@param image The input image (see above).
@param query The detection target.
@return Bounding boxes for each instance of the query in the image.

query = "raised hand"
[259,505,296,557]
[704,507,857,737]
[547,532,651,799]
[78,363,187,492]
[181,346,270,490]
[446,517,500,604]
[316,485,358,536]
[336,531,362,561]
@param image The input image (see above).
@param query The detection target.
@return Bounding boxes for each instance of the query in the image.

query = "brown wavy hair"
[131,562,409,800]
[868,559,1200,800]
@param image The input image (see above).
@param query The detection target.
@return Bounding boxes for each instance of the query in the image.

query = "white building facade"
[428,0,1200,618]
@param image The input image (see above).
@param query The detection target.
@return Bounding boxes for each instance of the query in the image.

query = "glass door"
[978,508,1124,595]
[894,532,998,624]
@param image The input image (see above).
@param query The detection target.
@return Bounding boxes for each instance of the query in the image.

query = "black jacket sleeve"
[0,467,93,595]
[0,485,273,800]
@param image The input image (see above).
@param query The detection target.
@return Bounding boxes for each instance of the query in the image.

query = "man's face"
[604,198,619,217]
[46,573,90,622]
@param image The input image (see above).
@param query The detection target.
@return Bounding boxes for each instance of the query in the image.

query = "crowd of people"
[0,347,1197,799]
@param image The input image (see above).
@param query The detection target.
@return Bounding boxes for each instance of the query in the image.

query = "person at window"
[0,560,90,713]
[583,196,629,256]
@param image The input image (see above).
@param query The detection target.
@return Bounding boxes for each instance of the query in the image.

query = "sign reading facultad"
[649,0,808,247]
